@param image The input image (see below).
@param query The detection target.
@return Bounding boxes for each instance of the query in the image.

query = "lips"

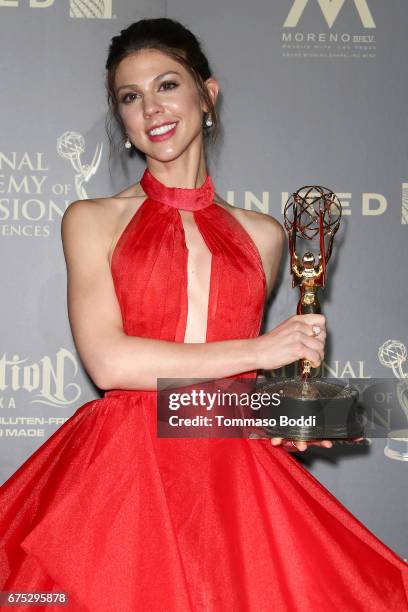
[147,121,177,134]
[147,122,179,142]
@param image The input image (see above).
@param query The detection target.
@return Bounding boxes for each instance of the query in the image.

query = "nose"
[143,93,164,119]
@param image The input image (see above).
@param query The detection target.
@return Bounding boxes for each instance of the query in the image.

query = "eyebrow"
[116,71,182,93]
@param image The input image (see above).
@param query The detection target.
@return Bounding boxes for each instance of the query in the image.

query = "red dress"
[0,168,407,612]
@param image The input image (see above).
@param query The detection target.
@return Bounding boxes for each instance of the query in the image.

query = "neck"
[140,166,215,211]
[145,150,208,189]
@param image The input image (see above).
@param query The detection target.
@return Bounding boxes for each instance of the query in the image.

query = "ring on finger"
[312,325,321,337]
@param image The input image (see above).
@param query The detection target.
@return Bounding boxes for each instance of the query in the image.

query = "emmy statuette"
[255,186,363,441]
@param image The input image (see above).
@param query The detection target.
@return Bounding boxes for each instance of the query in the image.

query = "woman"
[0,17,407,612]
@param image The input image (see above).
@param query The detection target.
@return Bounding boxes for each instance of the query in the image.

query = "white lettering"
[362,193,387,216]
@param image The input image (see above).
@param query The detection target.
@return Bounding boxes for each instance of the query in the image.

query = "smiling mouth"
[148,122,178,136]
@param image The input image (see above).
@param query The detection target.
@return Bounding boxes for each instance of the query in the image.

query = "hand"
[271,437,333,451]
[271,436,365,451]
[253,313,326,371]
[248,434,365,451]
[248,432,331,450]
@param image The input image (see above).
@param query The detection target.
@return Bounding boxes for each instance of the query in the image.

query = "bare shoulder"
[61,182,147,262]
[61,198,113,259]
[61,196,117,233]
[62,184,136,235]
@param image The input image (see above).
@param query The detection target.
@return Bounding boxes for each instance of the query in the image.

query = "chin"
[149,151,187,164]
[145,142,192,163]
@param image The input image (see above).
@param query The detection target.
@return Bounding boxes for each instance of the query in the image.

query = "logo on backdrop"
[0,137,102,237]
[378,339,408,462]
[57,131,103,199]
[282,0,376,59]
[69,0,112,19]
[0,348,81,408]
[0,348,83,439]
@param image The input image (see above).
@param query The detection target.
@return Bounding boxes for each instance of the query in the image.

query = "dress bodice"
[110,168,266,351]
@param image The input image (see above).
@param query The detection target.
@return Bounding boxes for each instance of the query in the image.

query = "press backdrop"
[1,0,407,558]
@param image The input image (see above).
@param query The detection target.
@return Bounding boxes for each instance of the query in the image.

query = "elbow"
[84,334,126,391]
[93,361,121,391]
[86,354,121,391]
[93,373,115,392]
[84,336,147,391]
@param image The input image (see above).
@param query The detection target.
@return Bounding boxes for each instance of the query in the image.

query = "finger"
[300,335,325,364]
[289,331,327,349]
[283,320,327,340]
[281,439,313,452]
[307,328,326,342]
[300,346,322,369]
[271,437,283,446]
[308,440,333,448]
[307,331,326,345]
[295,440,308,451]
[300,330,326,350]
[296,319,327,338]
[321,440,333,448]
[294,313,326,329]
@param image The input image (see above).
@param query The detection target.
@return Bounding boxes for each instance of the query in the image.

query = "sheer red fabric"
[0,168,407,611]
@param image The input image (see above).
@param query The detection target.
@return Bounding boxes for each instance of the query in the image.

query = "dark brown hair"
[105,17,219,157]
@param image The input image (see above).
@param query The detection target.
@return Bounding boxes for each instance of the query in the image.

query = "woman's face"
[114,49,214,162]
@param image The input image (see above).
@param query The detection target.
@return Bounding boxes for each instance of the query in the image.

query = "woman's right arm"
[61,200,325,391]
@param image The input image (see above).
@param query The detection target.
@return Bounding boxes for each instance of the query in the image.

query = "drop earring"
[203,112,213,128]
[124,136,132,149]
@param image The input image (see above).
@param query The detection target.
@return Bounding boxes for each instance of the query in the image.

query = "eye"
[119,81,179,104]
[159,80,179,91]
[120,92,139,104]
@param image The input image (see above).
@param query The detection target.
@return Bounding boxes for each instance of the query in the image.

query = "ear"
[202,77,219,111]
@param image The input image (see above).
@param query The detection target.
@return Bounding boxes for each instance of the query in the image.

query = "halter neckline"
[139,168,215,211]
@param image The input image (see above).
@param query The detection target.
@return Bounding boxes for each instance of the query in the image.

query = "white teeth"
[149,122,177,136]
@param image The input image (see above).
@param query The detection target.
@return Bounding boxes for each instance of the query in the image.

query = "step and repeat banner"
[1,1,407,558]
